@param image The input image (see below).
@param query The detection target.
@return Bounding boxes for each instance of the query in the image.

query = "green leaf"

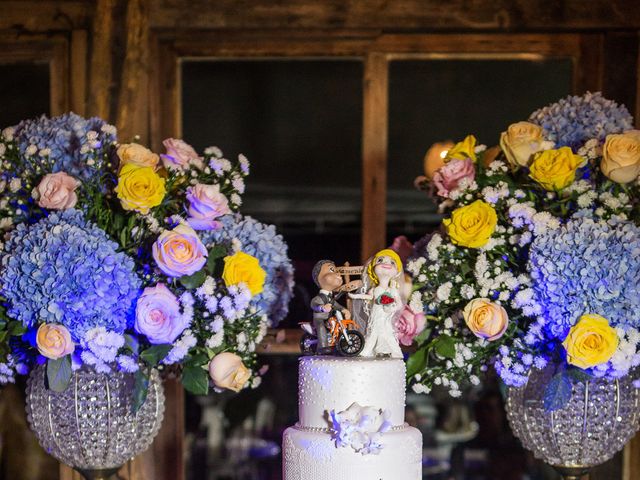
[46,356,73,393]
[206,245,227,273]
[543,371,573,412]
[182,364,209,395]
[131,369,150,414]
[0,332,7,343]
[413,327,432,346]
[124,334,140,355]
[7,321,27,336]
[566,367,592,384]
[179,269,207,289]
[434,335,456,359]
[140,344,173,366]
[185,352,209,368]
[406,346,428,378]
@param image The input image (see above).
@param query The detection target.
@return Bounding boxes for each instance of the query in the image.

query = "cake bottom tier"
[283,425,422,480]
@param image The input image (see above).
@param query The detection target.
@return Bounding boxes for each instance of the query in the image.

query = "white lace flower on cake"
[328,402,392,455]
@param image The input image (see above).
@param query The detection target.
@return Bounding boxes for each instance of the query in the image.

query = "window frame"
[151,31,602,261]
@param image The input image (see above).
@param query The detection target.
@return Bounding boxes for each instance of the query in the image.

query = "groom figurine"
[311,260,351,354]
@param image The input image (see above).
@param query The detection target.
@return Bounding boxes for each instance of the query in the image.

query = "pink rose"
[394,306,426,346]
[185,183,232,230]
[161,138,204,170]
[36,324,75,359]
[432,158,476,198]
[152,224,208,277]
[35,172,80,210]
[135,284,187,344]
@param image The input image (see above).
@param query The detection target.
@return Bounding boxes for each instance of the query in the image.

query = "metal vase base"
[552,465,591,480]
[76,467,122,480]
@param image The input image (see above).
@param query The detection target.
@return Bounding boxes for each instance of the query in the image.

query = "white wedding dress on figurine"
[356,285,404,359]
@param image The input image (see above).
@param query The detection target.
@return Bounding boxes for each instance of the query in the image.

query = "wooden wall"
[1,1,639,479]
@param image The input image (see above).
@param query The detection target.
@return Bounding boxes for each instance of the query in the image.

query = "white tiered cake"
[283,356,422,479]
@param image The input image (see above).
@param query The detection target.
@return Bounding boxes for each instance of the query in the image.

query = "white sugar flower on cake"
[328,402,392,455]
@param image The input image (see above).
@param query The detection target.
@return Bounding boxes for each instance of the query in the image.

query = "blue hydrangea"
[202,214,294,325]
[0,210,141,341]
[529,92,633,150]
[13,113,116,180]
[527,217,640,340]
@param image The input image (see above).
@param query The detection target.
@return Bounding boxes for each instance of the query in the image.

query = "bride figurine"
[350,249,404,358]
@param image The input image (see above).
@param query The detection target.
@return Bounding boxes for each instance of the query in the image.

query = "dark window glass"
[182,60,363,325]
[0,63,50,127]
[387,59,573,242]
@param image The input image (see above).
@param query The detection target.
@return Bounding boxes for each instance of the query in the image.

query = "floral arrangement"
[204,214,295,325]
[0,113,291,402]
[329,402,392,455]
[407,92,640,409]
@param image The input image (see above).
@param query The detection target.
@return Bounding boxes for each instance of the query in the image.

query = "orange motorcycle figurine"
[299,310,364,356]
[302,259,364,356]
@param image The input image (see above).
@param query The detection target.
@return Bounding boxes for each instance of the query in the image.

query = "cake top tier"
[298,356,407,429]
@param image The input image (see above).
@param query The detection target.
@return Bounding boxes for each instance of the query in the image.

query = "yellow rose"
[208,352,251,392]
[529,147,584,191]
[443,200,497,248]
[462,298,508,341]
[115,163,166,214]
[222,251,266,297]
[601,130,640,183]
[36,324,74,359]
[563,314,618,369]
[423,141,454,180]
[446,135,477,162]
[117,143,160,169]
[499,122,547,168]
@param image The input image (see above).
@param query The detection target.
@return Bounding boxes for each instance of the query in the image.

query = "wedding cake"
[282,356,423,479]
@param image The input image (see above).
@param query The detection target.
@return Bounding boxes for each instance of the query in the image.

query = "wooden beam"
[361,52,388,261]
[116,0,151,143]
[87,0,116,120]
[149,0,640,30]
[70,29,88,116]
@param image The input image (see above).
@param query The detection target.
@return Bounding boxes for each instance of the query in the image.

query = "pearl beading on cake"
[292,422,408,433]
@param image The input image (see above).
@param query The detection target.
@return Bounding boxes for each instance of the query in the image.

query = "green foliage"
[46,356,73,393]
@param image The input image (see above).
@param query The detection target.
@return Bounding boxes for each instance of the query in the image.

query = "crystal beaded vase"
[505,364,640,480]
[25,365,165,480]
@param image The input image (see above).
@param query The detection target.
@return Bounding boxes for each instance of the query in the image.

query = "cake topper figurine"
[299,260,364,356]
[350,249,404,358]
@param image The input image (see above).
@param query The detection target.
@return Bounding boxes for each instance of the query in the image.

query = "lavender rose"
[432,158,475,198]
[34,172,80,210]
[161,138,204,170]
[186,183,232,230]
[135,283,188,344]
[152,224,208,277]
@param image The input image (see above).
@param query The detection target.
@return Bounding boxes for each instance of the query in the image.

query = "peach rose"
[208,352,251,392]
[117,143,159,169]
[499,122,549,168]
[152,224,208,277]
[36,324,74,359]
[462,298,508,341]
[34,172,80,210]
[601,130,640,183]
